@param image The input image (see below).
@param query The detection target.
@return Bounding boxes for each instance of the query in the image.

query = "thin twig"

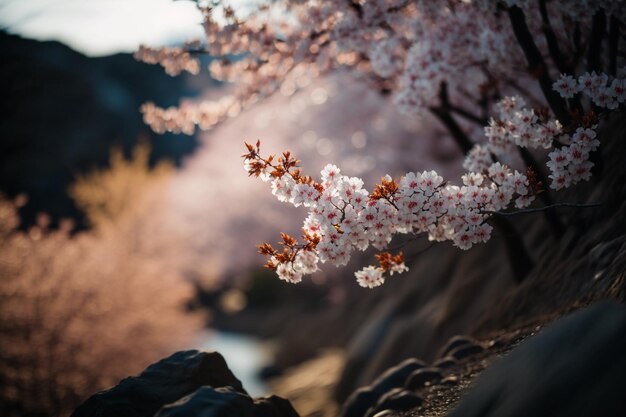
[485,202,601,217]
[387,233,428,251]
[406,242,436,258]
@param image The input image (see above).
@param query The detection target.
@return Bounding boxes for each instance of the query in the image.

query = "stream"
[193,329,271,397]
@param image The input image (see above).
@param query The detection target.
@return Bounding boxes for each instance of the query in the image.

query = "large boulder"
[365,388,422,417]
[155,387,253,417]
[72,350,246,417]
[448,302,626,417]
[252,395,301,417]
[340,358,424,417]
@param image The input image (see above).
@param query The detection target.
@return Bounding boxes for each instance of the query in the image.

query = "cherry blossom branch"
[244,137,543,285]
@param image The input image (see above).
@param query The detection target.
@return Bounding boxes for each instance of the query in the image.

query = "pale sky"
[0,0,206,56]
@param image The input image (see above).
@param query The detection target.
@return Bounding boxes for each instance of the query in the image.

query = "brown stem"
[487,202,601,217]
[432,84,538,283]
[430,107,474,154]
[608,16,620,76]
[507,6,571,125]
[538,0,584,113]
[538,0,568,74]
[587,10,606,73]
[490,216,534,283]
[430,83,474,154]
[448,105,488,126]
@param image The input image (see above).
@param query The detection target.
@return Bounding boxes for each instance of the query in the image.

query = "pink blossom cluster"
[315,1,520,116]
[547,127,599,190]
[542,70,625,189]
[134,44,201,76]
[553,71,626,110]
[464,94,564,177]
[245,145,537,287]
[463,78,622,191]
[140,97,237,134]
[136,1,525,132]
[137,0,626,144]
[391,4,516,116]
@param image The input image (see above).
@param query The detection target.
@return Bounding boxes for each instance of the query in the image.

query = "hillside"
[0,32,213,226]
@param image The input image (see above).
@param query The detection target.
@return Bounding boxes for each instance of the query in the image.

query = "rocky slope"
[73,111,626,417]
[72,301,626,417]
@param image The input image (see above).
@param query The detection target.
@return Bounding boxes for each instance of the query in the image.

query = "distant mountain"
[0,31,215,226]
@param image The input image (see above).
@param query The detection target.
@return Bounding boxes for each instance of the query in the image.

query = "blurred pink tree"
[0,145,202,416]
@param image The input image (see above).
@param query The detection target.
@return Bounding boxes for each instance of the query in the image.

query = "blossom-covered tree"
[137,0,624,285]
[0,147,201,416]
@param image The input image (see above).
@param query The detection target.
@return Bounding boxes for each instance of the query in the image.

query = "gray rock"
[154,388,302,417]
[433,356,457,369]
[372,411,396,417]
[404,367,442,390]
[369,358,426,394]
[340,388,378,417]
[448,302,626,417]
[449,343,484,361]
[366,388,423,417]
[72,350,246,417]
[440,375,458,386]
[438,335,478,358]
[340,358,424,417]
[155,387,253,417]
[252,395,300,417]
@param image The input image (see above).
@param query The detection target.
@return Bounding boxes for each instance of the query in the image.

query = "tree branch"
[538,0,568,74]
[507,6,571,125]
[430,107,474,154]
[489,215,533,282]
[429,83,475,154]
[587,10,607,73]
[448,104,488,126]
[608,16,620,76]
[486,202,601,217]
